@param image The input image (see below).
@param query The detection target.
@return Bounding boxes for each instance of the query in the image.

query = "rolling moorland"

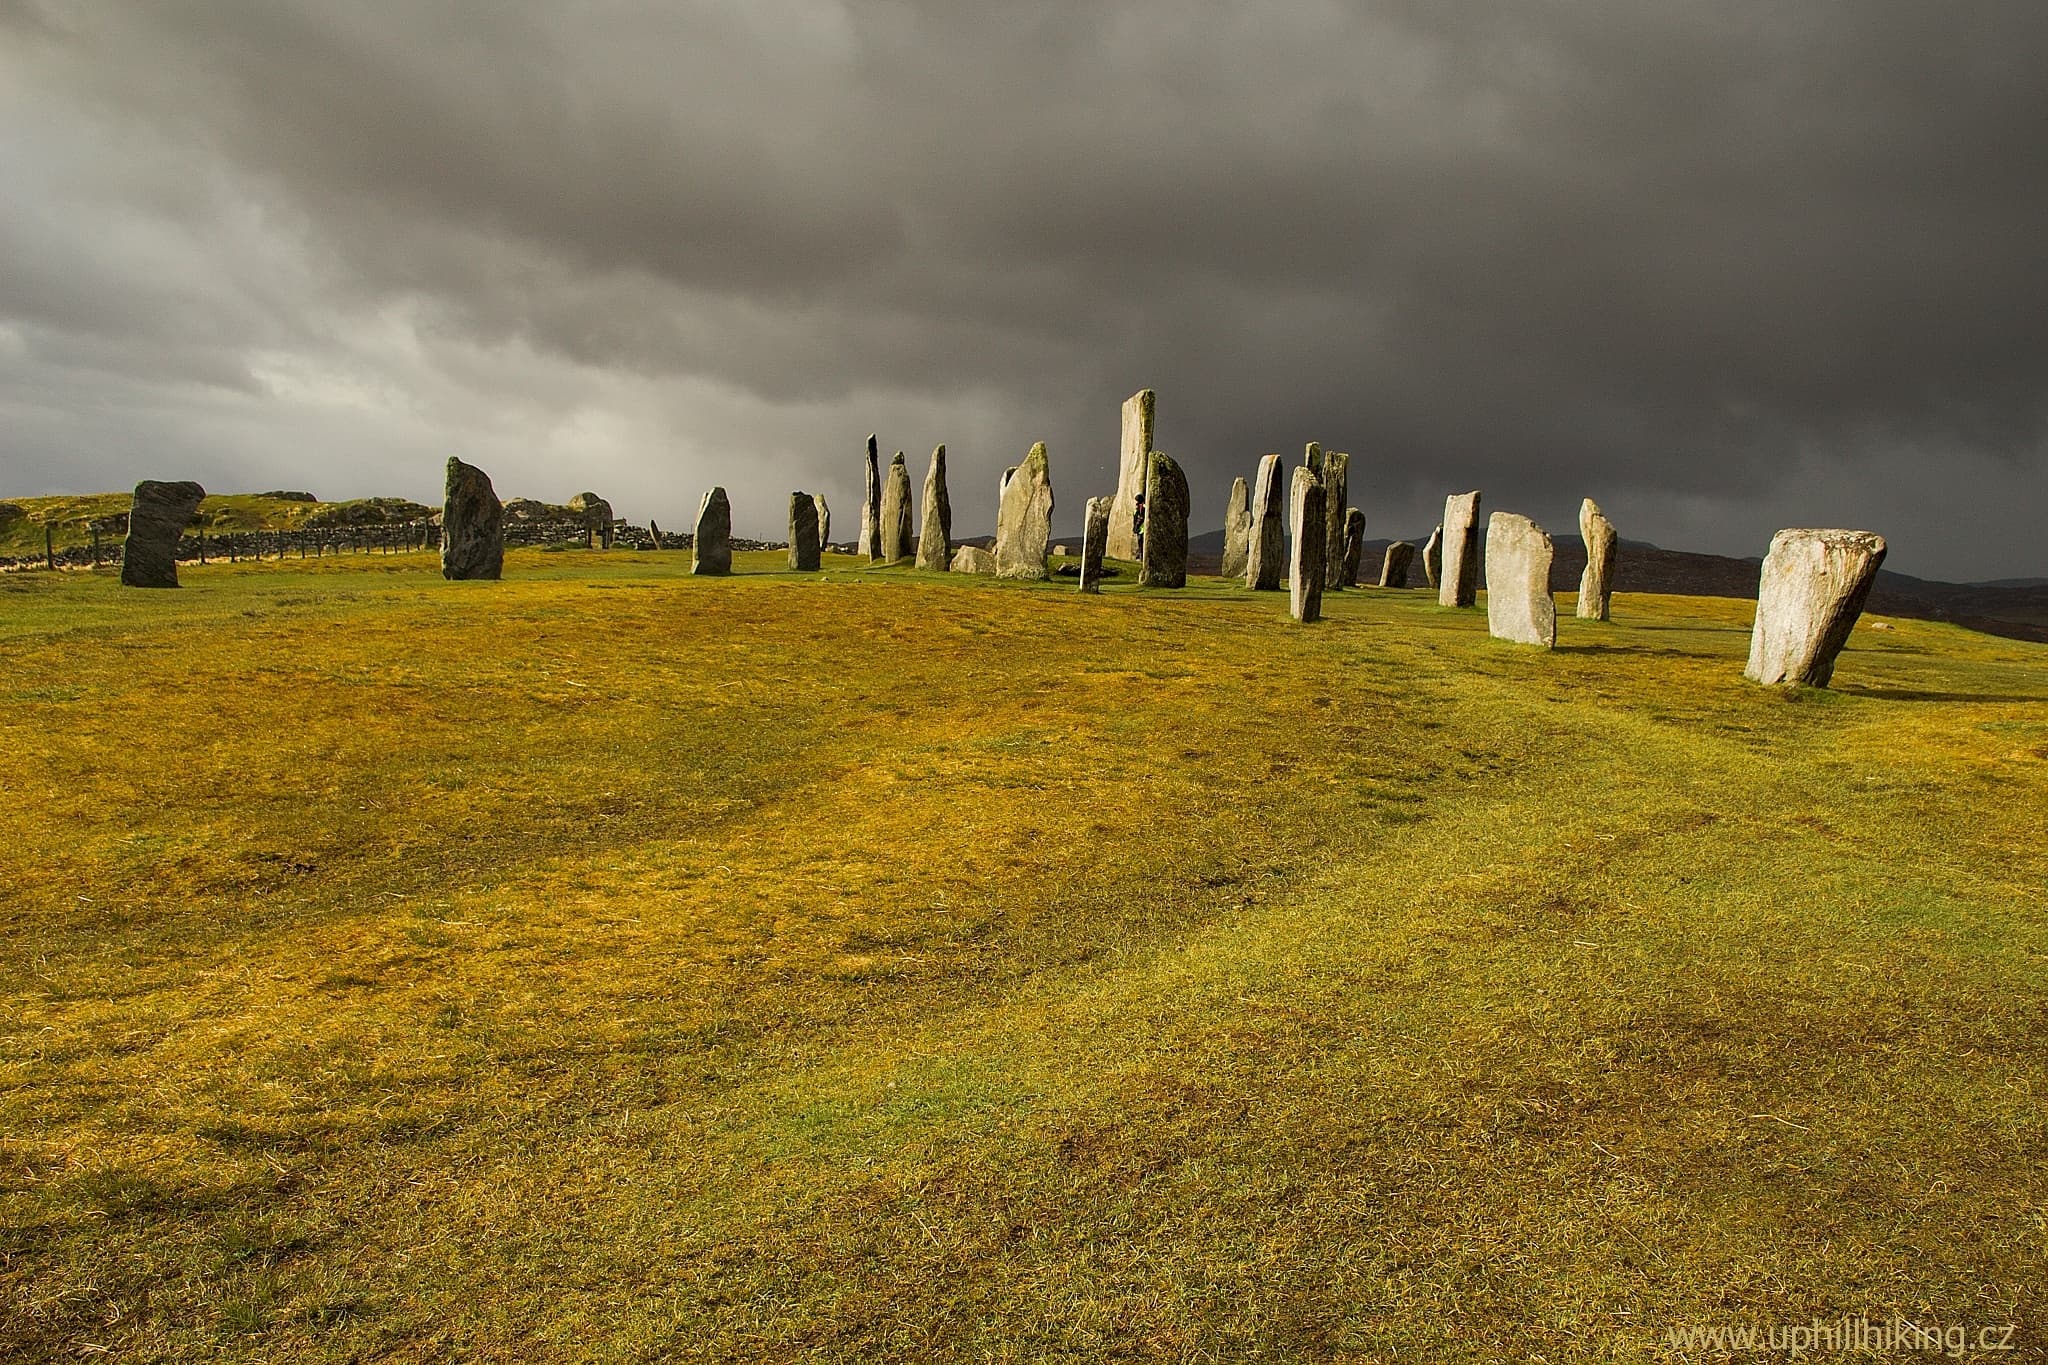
[2,547,2046,1361]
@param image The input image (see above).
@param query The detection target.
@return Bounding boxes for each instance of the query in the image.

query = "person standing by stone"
[1245,454,1286,590]
[441,458,503,581]
[120,480,205,588]
[813,495,831,552]
[1289,467,1326,622]
[915,445,952,570]
[1139,451,1189,588]
[1438,492,1482,607]
[880,451,914,562]
[1485,513,1556,647]
[693,487,732,575]
[994,443,1055,580]
[860,436,882,561]
[1340,507,1366,587]
[1744,528,1887,687]
[1323,452,1351,589]
[1080,495,1111,593]
[1380,540,1415,588]
[1107,389,1154,560]
[1219,477,1251,580]
[788,492,822,571]
[1578,498,1618,621]
[1422,525,1443,589]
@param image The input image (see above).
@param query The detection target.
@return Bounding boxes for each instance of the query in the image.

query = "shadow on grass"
[1834,685,2048,704]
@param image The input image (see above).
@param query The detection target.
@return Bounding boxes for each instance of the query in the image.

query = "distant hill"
[0,492,433,557]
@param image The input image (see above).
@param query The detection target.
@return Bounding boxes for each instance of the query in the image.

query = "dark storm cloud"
[3,1,2045,576]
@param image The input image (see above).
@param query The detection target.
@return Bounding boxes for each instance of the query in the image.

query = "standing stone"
[1322,452,1351,588]
[1245,454,1287,591]
[1485,513,1556,648]
[915,445,952,570]
[1743,529,1888,688]
[1422,525,1443,589]
[1219,477,1251,581]
[788,492,821,571]
[1289,467,1326,623]
[120,480,205,588]
[1438,492,1482,607]
[1305,441,1324,477]
[1139,451,1189,588]
[994,443,1055,580]
[813,495,831,552]
[1107,389,1154,560]
[950,544,997,575]
[440,459,503,581]
[569,492,614,549]
[1340,508,1366,587]
[1577,498,1617,621]
[692,487,732,575]
[861,435,882,561]
[1379,540,1415,588]
[1081,496,1112,593]
[880,451,913,562]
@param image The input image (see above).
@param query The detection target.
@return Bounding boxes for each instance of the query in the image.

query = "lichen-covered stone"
[1423,525,1443,588]
[440,459,503,581]
[1107,389,1154,560]
[1245,454,1286,591]
[1081,496,1111,593]
[1340,507,1366,587]
[950,544,997,575]
[1322,452,1350,589]
[881,451,913,562]
[120,479,205,588]
[692,487,731,575]
[994,443,1054,580]
[813,494,831,551]
[861,435,882,561]
[1380,540,1415,588]
[1744,529,1888,687]
[1438,492,1482,607]
[1485,512,1556,647]
[1139,451,1189,588]
[1578,497,1617,620]
[915,445,952,570]
[1219,476,1251,580]
[1289,467,1326,623]
[788,491,821,571]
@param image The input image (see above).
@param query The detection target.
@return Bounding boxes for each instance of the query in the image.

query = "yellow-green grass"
[0,494,420,557]
[3,551,2045,1362]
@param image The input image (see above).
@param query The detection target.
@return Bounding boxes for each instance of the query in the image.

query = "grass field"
[3,549,2045,1361]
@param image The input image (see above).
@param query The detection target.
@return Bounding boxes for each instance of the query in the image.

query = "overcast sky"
[4,2,2045,579]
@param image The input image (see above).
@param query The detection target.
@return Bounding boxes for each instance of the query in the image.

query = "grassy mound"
[2,553,2043,1360]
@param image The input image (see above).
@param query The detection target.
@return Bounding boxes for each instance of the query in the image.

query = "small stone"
[1577,498,1617,620]
[1484,512,1556,647]
[994,443,1054,580]
[1289,467,1326,623]
[881,451,913,562]
[861,435,882,561]
[1322,452,1350,589]
[788,491,821,571]
[120,479,205,588]
[1080,496,1111,593]
[1108,389,1154,560]
[916,445,952,571]
[1139,451,1189,588]
[1340,507,1366,587]
[1219,476,1251,580]
[1422,525,1443,588]
[440,459,503,581]
[1245,454,1287,591]
[1744,529,1888,687]
[692,487,732,575]
[1438,492,1482,607]
[1379,540,1415,588]
[950,544,997,575]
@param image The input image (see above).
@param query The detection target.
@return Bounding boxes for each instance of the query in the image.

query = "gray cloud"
[3,0,2045,577]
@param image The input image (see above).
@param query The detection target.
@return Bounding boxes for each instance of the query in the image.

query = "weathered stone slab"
[1289,466,1326,623]
[1438,491,1482,607]
[814,494,831,551]
[880,451,913,562]
[1379,540,1414,588]
[120,479,205,587]
[1305,441,1324,477]
[569,491,614,549]
[1081,496,1111,593]
[1340,507,1366,587]
[440,459,503,581]
[1107,389,1154,560]
[1245,454,1286,590]
[788,491,821,571]
[861,435,882,561]
[1743,529,1887,687]
[950,544,997,575]
[994,443,1054,579]
[1422,525,1443,588]
[1219,476,1251,580]
[1577,497,1617,620]
[1485,513,1556,647]
[1139,451,1189,588]
[915,445,952,570]
[692,486,732,575]
[1323,452,1350,588]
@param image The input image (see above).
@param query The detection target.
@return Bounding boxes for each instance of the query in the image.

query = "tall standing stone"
[1577,498,1617,621]
[1380,540,1415,588]
[440,459,503,581]
[692,487,732,575]
[1139,451,1189,588]
[1485,513,1556,648]
[1289,467,1326,623]
[1304,441,1324,477]
[1438,492,1482,607]
[1081,495,1111,594]
[1422,525,1443,589]
[861,435,882,561]
[813,495,831,551]
[1340,507,1366,587]
[1743,529,1888,688]
[788,492,821,571]
[1107,389,1154,560]
[1219,477,1251,581]
[994,443,1055,580]
[120,479,205,588]
[1245,454,1287,591]
[915,445,952,570]
[880,451,913,562]
[1323,452,1351,588]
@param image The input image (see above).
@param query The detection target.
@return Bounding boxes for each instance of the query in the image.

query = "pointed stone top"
[932,443,946,460]
[1026,441,1048,460]
[892,450,906,466]
[866,435,879,457]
